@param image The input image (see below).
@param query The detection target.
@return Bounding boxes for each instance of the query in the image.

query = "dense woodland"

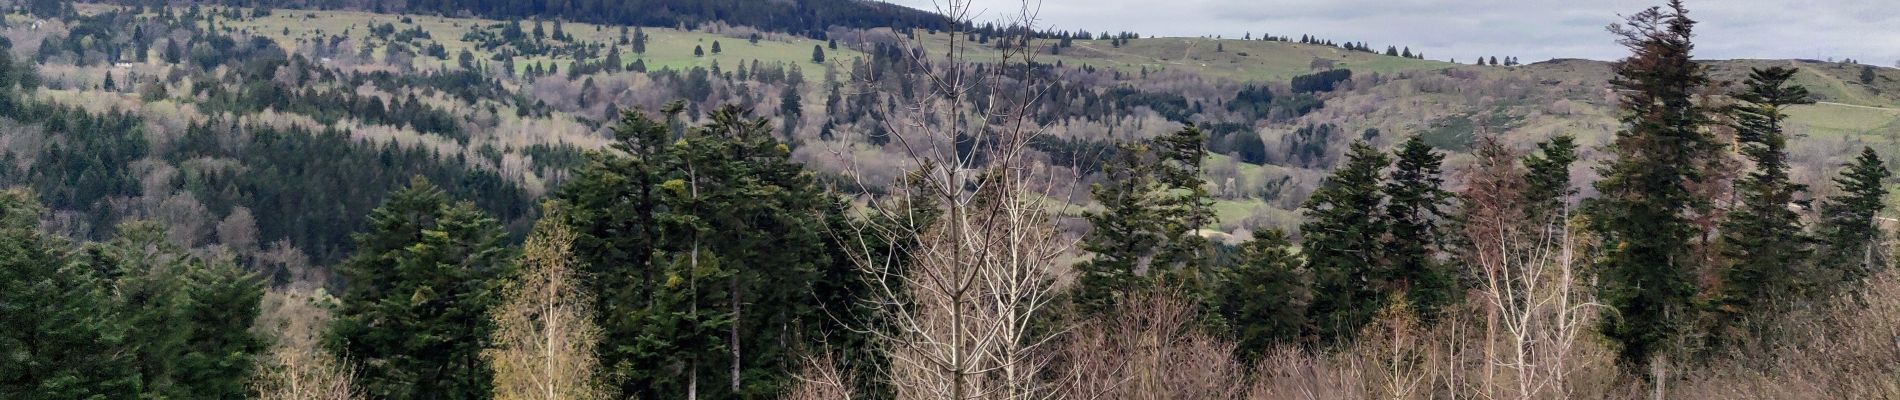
[5,0,1900,399]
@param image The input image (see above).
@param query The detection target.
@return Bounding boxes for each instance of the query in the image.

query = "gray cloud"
[884,0,1900,65]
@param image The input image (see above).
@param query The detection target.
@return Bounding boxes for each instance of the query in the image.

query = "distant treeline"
[100,0,952,37]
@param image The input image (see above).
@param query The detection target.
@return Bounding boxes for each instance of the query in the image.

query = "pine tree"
[1302,140,1391,341]
[811,45,825,63]
[91,222,193,397]
[1382,136,1454,319]
[632,27,648,54]
[555,105,856,398]
[1814,147,1891,295]
[711,40,722,54]
[327,178,512,400]
[0,189,141,399]
[174,257,266,398]
[1716,67,1815,335]
[694,45,705,57]
[1522,135,1579,224]
[1074,127,1215,315]
[1585,0,1718,369]
[1216,229,1309,356]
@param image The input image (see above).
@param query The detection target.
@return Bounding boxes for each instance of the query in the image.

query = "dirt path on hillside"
[1816,101,1900,111]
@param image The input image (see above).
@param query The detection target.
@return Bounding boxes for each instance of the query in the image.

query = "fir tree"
[1382,136,1454,319]
[0,189,141,399]
[1716,67,1815,335]
[1074,126,1215,315]
[811,45,825,63]
[174,257,266,398]
[1302,140,1390,341]
[632,27,648,54]
[694,45,704,57]
[1522,135,1579,223]
[1216,229,1309,356]
[328,178,513,400]
[555,105,857,397]
[1585,0,1718,369]
[1814,147,1891,295]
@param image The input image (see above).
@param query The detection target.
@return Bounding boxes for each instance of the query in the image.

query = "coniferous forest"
[5,0,1900,399]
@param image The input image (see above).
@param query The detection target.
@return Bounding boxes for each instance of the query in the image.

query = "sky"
[883,0,1900,66]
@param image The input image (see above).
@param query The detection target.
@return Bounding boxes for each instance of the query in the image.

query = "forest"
[4,0,1900,399]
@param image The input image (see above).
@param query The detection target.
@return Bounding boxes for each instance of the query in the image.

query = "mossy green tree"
[554,104,858,398]
[1074,126,1215,316]
[1382,136,1455,319]
[327,178,513,400]
[0,189,141,399]
[1585,0,1720,369]
[1715,67,1815,340]
[1215,229,1309,356]
[1301,140,1391,342]
[1814,147,1891,296]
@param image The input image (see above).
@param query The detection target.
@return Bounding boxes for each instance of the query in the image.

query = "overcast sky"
[884,0,1900,66]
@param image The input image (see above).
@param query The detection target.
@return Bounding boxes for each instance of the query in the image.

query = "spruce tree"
[1301,140,1390,341]
[1522,135,1579,223]
[1716,67,1815,333]
[1382,136,1454,319]
[811,45,825,63]
[174,258,266,398]
[0,189,141,399]
[1074,127,1215,315]
[1814,147,1891,295]
[632,27,648,54]
[328,178,512,400]
[93,222,193,397]
[555,105,857,398]
[1585,0,1718,369]
[1216,229,1309,356]
[1074,141,1167,314]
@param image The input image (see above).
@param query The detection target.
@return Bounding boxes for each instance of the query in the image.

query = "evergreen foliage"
[1216,229,1309,354]
[1301,140,1391,342]
[0,189,141,399]
[1585,0,1719,368]
[1382,136,1455,319]
[327,178,513,400]
[1814,148,1892,295]
[1073,126,1216,315]
[1716,67,1815,336]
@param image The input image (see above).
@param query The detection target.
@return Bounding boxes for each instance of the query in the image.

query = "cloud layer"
[886,0,1900,65]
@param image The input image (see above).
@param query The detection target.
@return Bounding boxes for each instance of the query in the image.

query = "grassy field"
[1787,102,1900,137]
[901,31,1456,83]
[207,8,860,82]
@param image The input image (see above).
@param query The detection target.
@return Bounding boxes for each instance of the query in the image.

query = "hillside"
[108,0,951,36]
[9,2,1900,399]
[14,3,1900,247]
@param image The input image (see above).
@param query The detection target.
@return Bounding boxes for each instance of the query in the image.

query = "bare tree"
[1457,136,1608,399]
[830,0,1078,399]
[483,218,612,400]
[252,346,362,400]
[253,287,360,400]
[1056,290,1249,400]
[784,353,857,400]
